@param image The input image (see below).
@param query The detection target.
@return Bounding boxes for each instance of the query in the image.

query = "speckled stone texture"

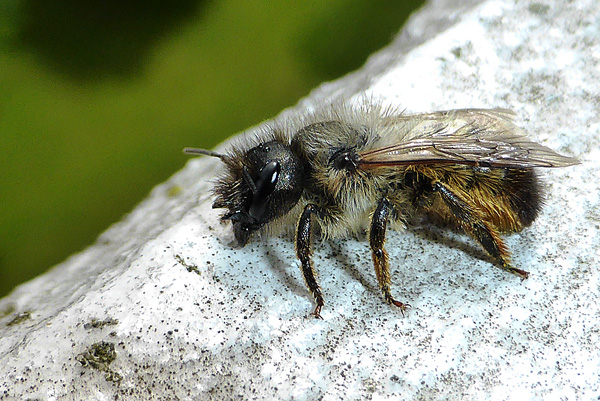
[1,0,598,400]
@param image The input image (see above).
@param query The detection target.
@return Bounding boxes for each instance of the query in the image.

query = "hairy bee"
[185,101,579,318]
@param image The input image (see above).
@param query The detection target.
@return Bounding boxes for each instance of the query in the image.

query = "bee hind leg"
[369,198,411,315]
[296,204,325,318]
[433,181,529,279]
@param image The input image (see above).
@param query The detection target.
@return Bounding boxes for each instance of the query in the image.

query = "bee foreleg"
[433,181,529,279]
[369,198,410,315]
[296,204,325,318]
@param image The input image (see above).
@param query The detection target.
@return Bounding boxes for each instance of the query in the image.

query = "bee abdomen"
[504,169,543,228]
[472,168,543,232]
[437,167,544,233]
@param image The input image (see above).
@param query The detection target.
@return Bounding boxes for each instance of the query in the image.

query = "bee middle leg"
[369,198,410,314]
[432,181,529,279]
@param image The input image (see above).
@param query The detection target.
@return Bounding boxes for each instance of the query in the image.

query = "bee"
[184,101,579,318]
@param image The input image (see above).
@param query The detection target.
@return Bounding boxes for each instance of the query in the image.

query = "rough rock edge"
[1,1,598,400]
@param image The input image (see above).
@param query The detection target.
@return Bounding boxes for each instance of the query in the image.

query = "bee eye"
[249,161,280,219]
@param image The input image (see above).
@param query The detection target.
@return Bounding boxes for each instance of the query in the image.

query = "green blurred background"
[0,0,424,298]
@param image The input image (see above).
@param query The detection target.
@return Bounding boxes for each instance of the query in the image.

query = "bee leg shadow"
[262,237,308,298]
[329,240,379,296]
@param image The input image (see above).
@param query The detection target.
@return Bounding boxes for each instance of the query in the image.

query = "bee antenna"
[242,166,257,194]
[183,147,226,160]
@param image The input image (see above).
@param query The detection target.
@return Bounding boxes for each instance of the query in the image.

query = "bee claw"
[387,296,411,317]
[311,309,323,320]
[311,300,324,319]
[503,262,529,280]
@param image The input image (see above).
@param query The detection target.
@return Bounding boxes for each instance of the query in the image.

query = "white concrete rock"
[1,0,599,400]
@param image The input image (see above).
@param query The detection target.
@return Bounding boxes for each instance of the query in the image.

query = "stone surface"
[1,0,599,400]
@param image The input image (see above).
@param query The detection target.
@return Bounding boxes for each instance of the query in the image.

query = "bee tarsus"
[501,263,530,280]
[385,293,411,317]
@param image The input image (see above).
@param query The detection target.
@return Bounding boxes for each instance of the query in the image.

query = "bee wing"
[359,109,580,168]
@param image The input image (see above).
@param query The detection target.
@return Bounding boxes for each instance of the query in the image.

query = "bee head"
[185,139,305,246]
